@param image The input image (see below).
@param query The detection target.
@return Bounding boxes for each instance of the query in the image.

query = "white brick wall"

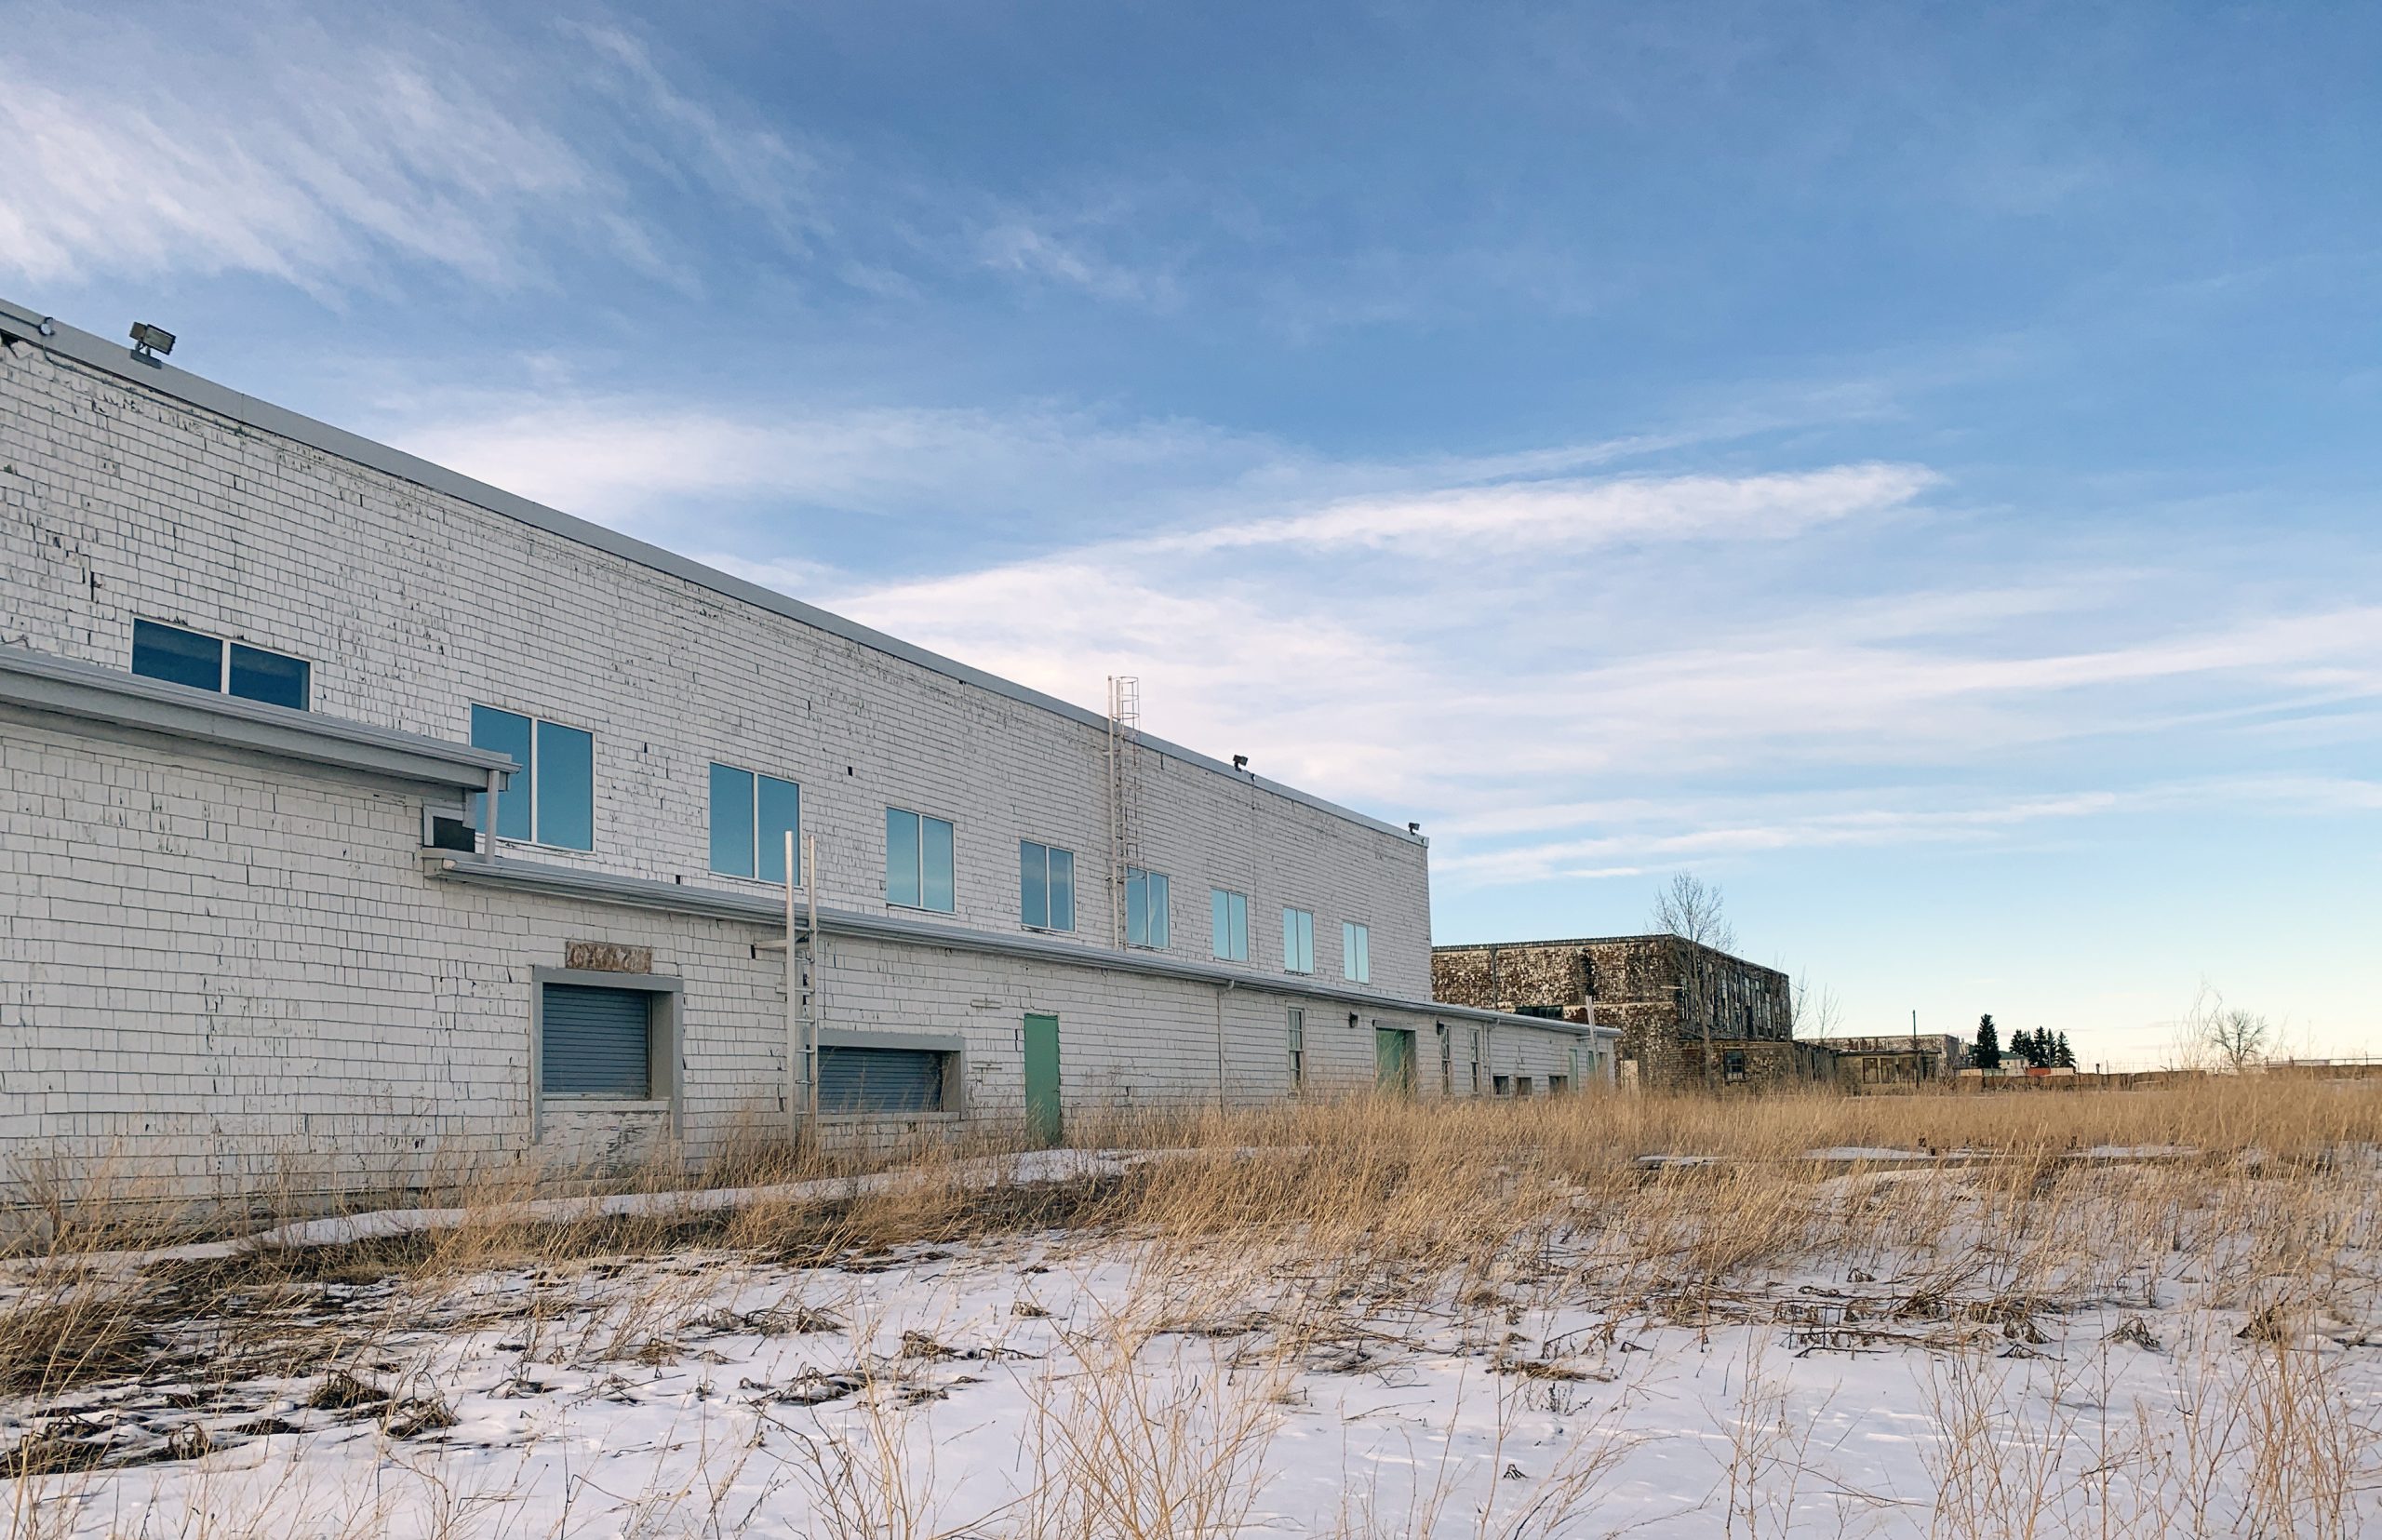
[0,338,1594,1201]
[0,719,1514,1190]
[0,343,1432,998]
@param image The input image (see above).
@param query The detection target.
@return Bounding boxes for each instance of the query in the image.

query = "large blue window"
[1211,888,1249,962]
[710,763,801,884]
[1342,921,1372,984]
[1020,840,1075,931]
[468,705,593,850]
[132,619,310,710]
[132,620,221,691]
[887,807,956,913]
[535,720,594,850]
[1281,907,1315,974]
[1125,867,1170,949]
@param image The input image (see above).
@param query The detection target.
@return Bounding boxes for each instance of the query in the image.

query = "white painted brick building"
[0,299,1612,1204]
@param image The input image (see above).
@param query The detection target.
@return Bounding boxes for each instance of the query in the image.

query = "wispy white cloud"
[389,396,1284,531]
[1435,789,2134,886]
[976,218,1182,307]
[1434,773,2382,888]
[0,9,910,299]
[0,47,609,291]
[383,381,2382,870]
[1147,462,1936,556]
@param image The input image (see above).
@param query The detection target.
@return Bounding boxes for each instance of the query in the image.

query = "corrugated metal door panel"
[819,1046,945,1114]
[542,984,652,1098]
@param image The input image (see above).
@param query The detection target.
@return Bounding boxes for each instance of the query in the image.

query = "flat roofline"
[1436,932,1676,950]
[1436,932,1778,955]
[0,298,1422,847]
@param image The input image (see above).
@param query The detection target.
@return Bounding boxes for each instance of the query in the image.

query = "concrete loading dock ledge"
[0,298,1614,1205]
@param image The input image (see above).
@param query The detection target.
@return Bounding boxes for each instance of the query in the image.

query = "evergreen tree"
[1974,1013,2001,1070]
[2054,1031,2076,1069]
[2017,1029,2044,1069]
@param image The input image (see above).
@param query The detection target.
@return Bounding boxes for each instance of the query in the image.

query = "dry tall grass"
[5,1080,2378,1537]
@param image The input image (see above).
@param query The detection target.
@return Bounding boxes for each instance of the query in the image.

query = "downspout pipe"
[1215,978,1237,1114]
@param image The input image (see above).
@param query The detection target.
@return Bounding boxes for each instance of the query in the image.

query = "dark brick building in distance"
[1433,934,1830,1091]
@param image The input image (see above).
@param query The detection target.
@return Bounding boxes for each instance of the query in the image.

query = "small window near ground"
[540,984,653,1099]
[709,763,802,884]
[1125,867,1171,948]
[1724,1050,1748,1081]
[1020,840,1076,931]
[132,619,311,710]
[1342,921,1372,984]
[819,1045,951,1114]
[1211,888,1249,962]
[1492,1074,1513,1097]
[1549,1074,1571,1095]
[470,705,594,850]
[1281,907,1314,974]
[1515,1076,1533,1098]
[886,808,957,913]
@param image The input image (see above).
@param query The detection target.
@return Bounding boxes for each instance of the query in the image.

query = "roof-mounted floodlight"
[1232,755,1249,771]
[128,322,175,361]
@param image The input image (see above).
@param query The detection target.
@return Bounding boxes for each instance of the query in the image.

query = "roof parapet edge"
[0,297,1421,846]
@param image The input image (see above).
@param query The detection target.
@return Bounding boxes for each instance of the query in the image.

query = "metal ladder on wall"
[783,831,819,1139]
[1107,676,1144,945]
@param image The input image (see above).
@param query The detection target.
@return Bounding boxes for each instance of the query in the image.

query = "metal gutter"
[0,644,515,791]
[426,853,1612,1039]
[0,299,1423,847]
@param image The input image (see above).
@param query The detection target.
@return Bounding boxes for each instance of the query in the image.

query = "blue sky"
[6,2,2376,1065]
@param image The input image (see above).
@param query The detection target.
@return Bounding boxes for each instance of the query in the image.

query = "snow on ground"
[7,1167,2381,1538]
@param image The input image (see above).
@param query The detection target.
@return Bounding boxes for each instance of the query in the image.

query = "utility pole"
[1911,1008,1920,1087]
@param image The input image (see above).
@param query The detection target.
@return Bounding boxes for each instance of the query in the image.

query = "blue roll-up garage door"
[542,984,653,1097]
[819,1046,946,1114]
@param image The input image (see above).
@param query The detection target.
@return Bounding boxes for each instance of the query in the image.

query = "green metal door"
[1023,1013,1063,1145]
[1374,1026,1415,1093]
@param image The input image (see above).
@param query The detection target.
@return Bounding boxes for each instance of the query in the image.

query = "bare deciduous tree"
[2188,983,2271,1071]
[1650,872,1735,953]
[1791,972,1842,1038]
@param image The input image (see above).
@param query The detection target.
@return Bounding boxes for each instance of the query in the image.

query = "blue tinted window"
[1282,908,1314,974]
[227,644,308,710]
[1211,888,1248,961]
[468,705,534,842]
[709,763,756,877]
[1048,847,1074,931]
[131,620,222,692]
[1021,841,1050,927]
[886,809,921,907]
[535,719,594,850]
[1021,840,1076,931]
[922,815,955,913]
[756,774,800,885]
[1343,921,1372,984]
[1127,869,1171,949]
